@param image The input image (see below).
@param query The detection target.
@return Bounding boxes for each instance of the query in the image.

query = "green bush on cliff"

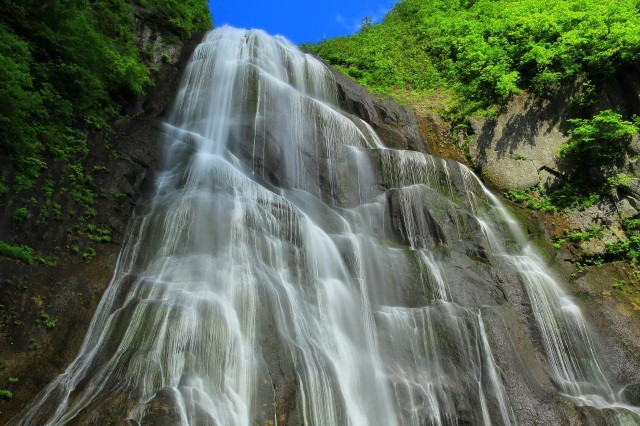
[559,110,637,180]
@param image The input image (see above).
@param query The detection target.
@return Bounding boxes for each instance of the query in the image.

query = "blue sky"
[208,1,397,44]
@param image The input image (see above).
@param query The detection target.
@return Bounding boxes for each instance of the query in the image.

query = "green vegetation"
[553,226,603,249]
[12,207,29,225]
[27,338,42,351]
[604,218,640,265]
[137,0,213,40]
[308,0,640,120]
[504,187,557,212]
[504,182,603,213]
[0,240,35,264]
[0,389,12,401]
[612,280,626,290]
[1,0,210,186]
[559,110,637,180]
[39,313,57,330]
[505,111,637,214]
[82,247,97,263]
[0,0,211,263]
[86,224,112,243]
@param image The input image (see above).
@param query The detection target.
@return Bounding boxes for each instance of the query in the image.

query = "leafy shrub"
[0,389,13,401]
[605,236,640,265]
[86,224,112,243]
[603,218,640,265]
[39,313,57,329]
[0,240,35,264]
[553,226,603,249]
[504,188,557,212]
[12,207,29,225]
[82,247,96,263]
[559,110,637,178]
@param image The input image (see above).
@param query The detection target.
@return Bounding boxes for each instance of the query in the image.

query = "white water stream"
[12,27,640,425]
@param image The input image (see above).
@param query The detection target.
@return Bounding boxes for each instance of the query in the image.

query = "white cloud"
[336,1,396,34]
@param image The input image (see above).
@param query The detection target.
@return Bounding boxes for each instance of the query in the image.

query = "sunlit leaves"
[310,0,640,119]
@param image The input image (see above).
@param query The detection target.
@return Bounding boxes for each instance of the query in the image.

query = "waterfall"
[12,26,640,425]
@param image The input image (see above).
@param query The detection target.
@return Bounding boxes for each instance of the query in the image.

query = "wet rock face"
[329,66,425,153]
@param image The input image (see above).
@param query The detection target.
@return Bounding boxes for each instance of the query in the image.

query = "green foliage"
[505,181,603,213]
[504,187,556,212]
[559,110,637,178]
[0,240,55,265]
[39,313,57,329]
[28,337,41,351]
[553,226,603,249]
[0,0,212,205]
[546,183,601,211]
[306,17,441,94]
[309,0,640,120]
[603,218,640,265]
[0,389,13,401]
[0,240,35,264]
[605,236,640,265]
[82,247,97,263]
[136,0,213,39]
[612,280,625,290]
[86,224,112,243]
[12,207,29,225]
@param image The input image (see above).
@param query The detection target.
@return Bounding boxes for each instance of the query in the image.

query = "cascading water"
[12,27,640,425]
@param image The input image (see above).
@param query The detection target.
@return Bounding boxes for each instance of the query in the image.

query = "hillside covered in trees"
[1,0,211,197]
[308,0,640,119]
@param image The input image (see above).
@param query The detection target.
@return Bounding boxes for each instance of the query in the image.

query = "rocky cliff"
[466,67,640,321]
[457,69,640,413]
[2,24,639,424]
[0,23,206,422]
